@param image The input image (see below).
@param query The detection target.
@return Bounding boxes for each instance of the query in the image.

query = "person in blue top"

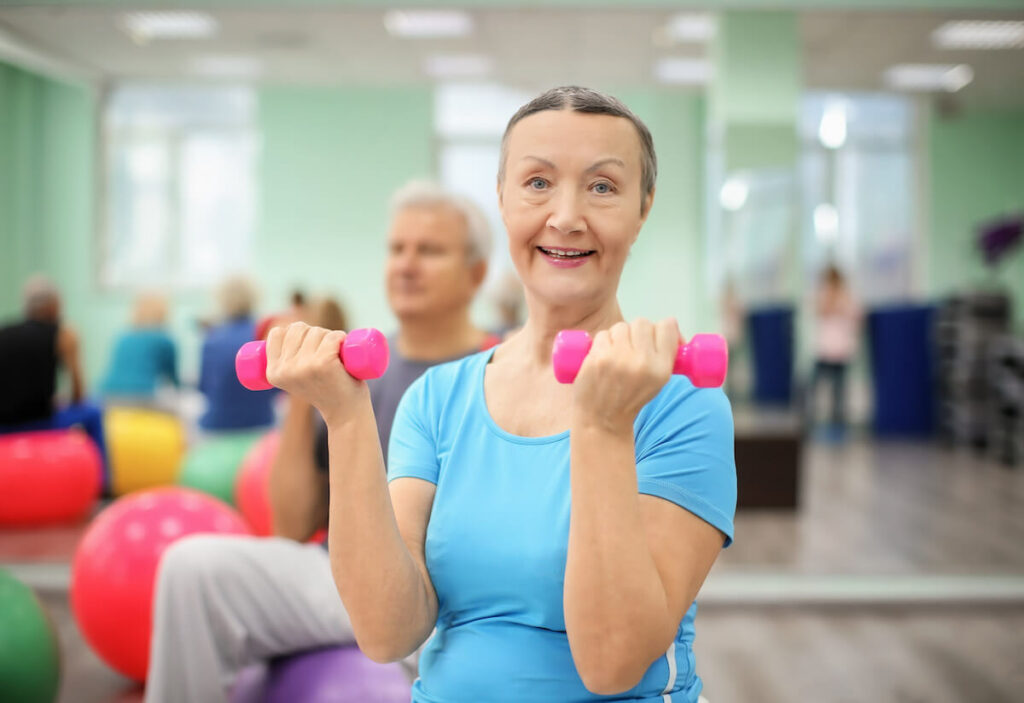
[266,86,737,702]
[199,275,275,431]
[100,292,179,403]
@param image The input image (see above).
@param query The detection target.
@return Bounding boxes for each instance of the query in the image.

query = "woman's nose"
[545,189,586,236]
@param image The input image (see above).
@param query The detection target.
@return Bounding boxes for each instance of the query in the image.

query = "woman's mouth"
[537,246,595,268]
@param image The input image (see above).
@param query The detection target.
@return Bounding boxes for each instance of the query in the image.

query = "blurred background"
[0,1,1022,702]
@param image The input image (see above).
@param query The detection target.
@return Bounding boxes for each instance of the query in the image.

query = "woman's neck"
[396,310,484,362]
[503,296,624,370]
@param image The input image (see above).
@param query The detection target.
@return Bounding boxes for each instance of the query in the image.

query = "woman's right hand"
[265,321,370,426]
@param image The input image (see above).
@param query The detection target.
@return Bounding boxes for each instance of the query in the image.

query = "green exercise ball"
[0,568,60,703]
[178,432,264,505]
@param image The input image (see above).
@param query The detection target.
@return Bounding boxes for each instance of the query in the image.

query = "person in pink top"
[807,264,862,438]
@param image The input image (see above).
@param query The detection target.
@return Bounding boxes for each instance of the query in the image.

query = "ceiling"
[0,6,1022,105]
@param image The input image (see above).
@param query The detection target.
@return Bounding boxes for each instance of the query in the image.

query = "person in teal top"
[101,293,179,401]
[265,86,736,702]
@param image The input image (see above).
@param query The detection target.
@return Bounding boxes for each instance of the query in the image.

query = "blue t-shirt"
[101,328,179,398]
[388,348,736,703]
[199,319,276,431]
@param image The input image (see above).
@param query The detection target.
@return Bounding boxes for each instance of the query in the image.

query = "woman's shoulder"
[417,348,490,392]
[637,376,733,436]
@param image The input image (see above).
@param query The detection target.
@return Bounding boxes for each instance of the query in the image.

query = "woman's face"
[498,109,652,312]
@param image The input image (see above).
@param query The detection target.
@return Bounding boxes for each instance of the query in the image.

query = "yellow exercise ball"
[105,408,186,496]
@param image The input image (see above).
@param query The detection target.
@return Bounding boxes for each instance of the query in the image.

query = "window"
[102,85,257,288]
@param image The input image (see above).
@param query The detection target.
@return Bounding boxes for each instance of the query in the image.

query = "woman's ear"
[640,188,655,223]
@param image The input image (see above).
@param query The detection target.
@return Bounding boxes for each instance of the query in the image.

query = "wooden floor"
[694,607,1024,703]
[721,437,1024,575]
[4,434,1023,702]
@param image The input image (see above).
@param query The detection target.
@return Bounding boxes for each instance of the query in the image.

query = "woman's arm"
[564,426,723,694]
[265,322,437,661]
[563,318,726,695]
[325,412,439,661]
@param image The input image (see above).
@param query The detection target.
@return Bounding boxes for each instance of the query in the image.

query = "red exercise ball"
[70,487,250,681]
[0,430,101,526]
[234,431,280,536]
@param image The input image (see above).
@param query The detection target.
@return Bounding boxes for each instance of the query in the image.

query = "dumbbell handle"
[235,328,390,391]
[552,330,728,388]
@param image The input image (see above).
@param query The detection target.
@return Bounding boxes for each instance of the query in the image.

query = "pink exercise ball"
[70,487,250,680]
[0,430,101,526]
[234,431,280,536]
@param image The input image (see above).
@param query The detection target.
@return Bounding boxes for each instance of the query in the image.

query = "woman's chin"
[529,281,609,310]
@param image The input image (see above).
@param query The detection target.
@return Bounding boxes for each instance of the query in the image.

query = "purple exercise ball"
[232,646,411,703]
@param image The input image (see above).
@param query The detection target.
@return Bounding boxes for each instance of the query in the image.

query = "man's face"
[385,205,484,320]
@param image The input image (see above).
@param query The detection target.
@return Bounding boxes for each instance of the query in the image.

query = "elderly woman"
[267,87,736,702]
[199,275,275,431]
[100,292,179,403]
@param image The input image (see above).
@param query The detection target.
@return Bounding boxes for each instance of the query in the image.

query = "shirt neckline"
[474,346,570,445]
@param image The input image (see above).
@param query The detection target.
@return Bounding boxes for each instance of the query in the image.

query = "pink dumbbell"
[552,330,728,387]
[235,328,390,391]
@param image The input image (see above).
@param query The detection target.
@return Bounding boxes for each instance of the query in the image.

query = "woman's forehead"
[505,110,642,168]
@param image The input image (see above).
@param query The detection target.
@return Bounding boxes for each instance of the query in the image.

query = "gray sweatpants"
[144,535,358,703]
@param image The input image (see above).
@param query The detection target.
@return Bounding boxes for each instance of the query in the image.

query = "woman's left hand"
[571,318,681,435]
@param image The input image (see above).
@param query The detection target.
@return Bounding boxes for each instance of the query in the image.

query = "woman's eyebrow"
[585,158,625,174]
[522,155,556,169]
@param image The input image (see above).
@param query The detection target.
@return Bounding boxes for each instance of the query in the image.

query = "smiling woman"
[265,86,736,703]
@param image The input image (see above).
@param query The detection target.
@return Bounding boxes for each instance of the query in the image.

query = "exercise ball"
[234,431,279,536]
[179,432,262,505]
[0,430,101,526]
[0,568,60,703]
[106,408,186,496]
[231,646,410,703]
[70,487,250,681]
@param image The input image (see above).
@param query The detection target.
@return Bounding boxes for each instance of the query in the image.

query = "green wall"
[255,85,433,333]
[928,106,1024,330]
[616,90,709,335]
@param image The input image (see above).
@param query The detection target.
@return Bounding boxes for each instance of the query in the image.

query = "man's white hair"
[390,181,492,264]
[22,274,59,316]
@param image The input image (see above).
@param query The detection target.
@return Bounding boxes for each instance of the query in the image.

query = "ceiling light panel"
[665,13,717,43]
[384,10,473,39]
[654,58,712,85]
[121,12,218,42]
[933,21,1024,50]
[883,64,974,92]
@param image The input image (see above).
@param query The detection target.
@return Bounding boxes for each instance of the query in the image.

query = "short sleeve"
[634,383,737,547]
[387,372,440,485]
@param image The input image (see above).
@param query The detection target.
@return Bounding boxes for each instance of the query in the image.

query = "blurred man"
[0,275,107,472]
[145,181,498,703]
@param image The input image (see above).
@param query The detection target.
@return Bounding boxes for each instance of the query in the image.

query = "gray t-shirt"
[314,338,491,471]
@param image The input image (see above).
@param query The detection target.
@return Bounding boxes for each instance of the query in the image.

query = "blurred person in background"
[100,292,179,405]
[807,263,862,440]
[145,181,497,703]
[490,267,527,339]
[198,275,276,432]
[720,276,744,400]
[0,274,108,471]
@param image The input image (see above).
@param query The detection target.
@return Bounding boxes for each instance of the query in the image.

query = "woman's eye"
[529,178,548,190]
[592,182,614,194]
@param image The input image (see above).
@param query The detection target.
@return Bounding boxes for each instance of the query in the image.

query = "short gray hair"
[497,86,657,213]
[390,180,492,264]
[23,275,59,316]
